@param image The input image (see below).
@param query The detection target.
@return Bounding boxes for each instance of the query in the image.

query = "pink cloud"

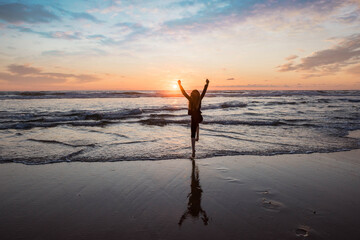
[0,64,100,84]
[277,34,360,76]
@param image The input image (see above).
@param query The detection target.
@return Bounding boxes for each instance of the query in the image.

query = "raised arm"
[200,79,209,99]
[178,80,191,100]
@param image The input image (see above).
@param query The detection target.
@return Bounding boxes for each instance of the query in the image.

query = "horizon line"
[1,89,360,92]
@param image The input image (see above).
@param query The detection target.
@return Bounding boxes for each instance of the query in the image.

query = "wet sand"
[0,150,360,240]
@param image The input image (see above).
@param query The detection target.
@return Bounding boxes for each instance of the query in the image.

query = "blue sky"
[0,0,359,90]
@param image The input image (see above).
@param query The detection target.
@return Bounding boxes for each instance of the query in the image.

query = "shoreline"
[1,146,360,165]
[1,150,360,239]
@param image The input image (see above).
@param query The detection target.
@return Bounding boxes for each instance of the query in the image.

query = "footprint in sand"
[295,226,309,237]
[217,167,244,184]
[261,198,284,212]
[223,177,243,184]
[199,163,209,166]
[256,190,270,195]
[216,167,229,172]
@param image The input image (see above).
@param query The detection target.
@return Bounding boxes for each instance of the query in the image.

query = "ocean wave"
[0,121,113,130]
[2,147,357,165]
[0,122,60,130]
[0,108,143,130]
[18,91,66,96]
[28,138,96,147]
[149,113,183,117]
[203,101,248,110]
[137,117,319,127]
[139,118,185,126]
[265,101,298,106]
[144,101,248,113]
[0,91,148,99]
[146,105,186,112]
[0,114,344,130]
[95,108,143,120]
[203,119,288,126]
[1,90,360,100]
[1,108,143,122]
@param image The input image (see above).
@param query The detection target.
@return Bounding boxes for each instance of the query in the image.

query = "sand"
[0,150,360,240]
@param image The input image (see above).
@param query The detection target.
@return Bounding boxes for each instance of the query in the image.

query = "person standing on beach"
[178,79,209,158]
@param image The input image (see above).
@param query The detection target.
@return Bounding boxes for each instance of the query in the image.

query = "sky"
[0,0,360,91]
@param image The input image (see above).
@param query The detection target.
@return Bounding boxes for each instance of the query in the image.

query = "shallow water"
[0,90,359,164]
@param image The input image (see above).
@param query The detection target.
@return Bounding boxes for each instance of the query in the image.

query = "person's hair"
[190,90,201,111]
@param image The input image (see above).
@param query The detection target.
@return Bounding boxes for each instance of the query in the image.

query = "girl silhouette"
[178,159,209,226]
[178,79,209,158]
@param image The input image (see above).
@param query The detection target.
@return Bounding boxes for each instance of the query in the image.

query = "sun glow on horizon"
[0,0,359,90]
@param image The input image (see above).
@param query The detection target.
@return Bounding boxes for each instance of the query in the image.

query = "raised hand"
[206,79,209,84]
[178,80,181,85]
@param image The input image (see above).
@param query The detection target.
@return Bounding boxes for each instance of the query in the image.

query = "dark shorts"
[191,114,203,138]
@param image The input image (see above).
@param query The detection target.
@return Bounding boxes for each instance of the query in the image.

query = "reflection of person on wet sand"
[178,159,209,226]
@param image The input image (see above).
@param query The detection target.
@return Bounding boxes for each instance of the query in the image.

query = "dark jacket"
[179,83,209,116]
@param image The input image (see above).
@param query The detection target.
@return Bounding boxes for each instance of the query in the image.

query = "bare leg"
[191,138,196,158]
[195,126,199,141]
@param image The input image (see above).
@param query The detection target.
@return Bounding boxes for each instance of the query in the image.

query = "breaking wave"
[1,90,360,100]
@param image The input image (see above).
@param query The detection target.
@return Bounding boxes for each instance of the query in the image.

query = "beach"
[1,90,359,239]
[1,149,360,240]
[1,0,360,238]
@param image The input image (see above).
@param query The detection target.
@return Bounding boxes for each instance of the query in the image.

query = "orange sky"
[0,0,360,90]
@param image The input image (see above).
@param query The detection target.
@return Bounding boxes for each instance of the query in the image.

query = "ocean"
[0,90,359,164]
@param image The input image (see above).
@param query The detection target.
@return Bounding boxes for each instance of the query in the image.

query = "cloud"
[285,55,298,61]
[8,26,82,40]
[160,0,349,33]
[74,74,100,82]
[10,19,149,46]
[88,1,123,14]
[6,0,353,47]
[214,84,290,88]
[41,50,68,56]
[95,22,149,46]
[301,73,326,79]
[277,34,360,75]
[50,31,82,40]
[54,6,102,23]
[0,3,59,23]
[337,12,359,23]
[68,11,102,23]
[226,78,235,80]
[114,22,148,37]
[87,34,107,40]
[347,64,360,75]
[277,62,297,72]
[8,64,41,75]
[114,22,145,30]
[42,48,107,56]
[0,64,100,84]
[0,3,101,25]
[0,72,66,84]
